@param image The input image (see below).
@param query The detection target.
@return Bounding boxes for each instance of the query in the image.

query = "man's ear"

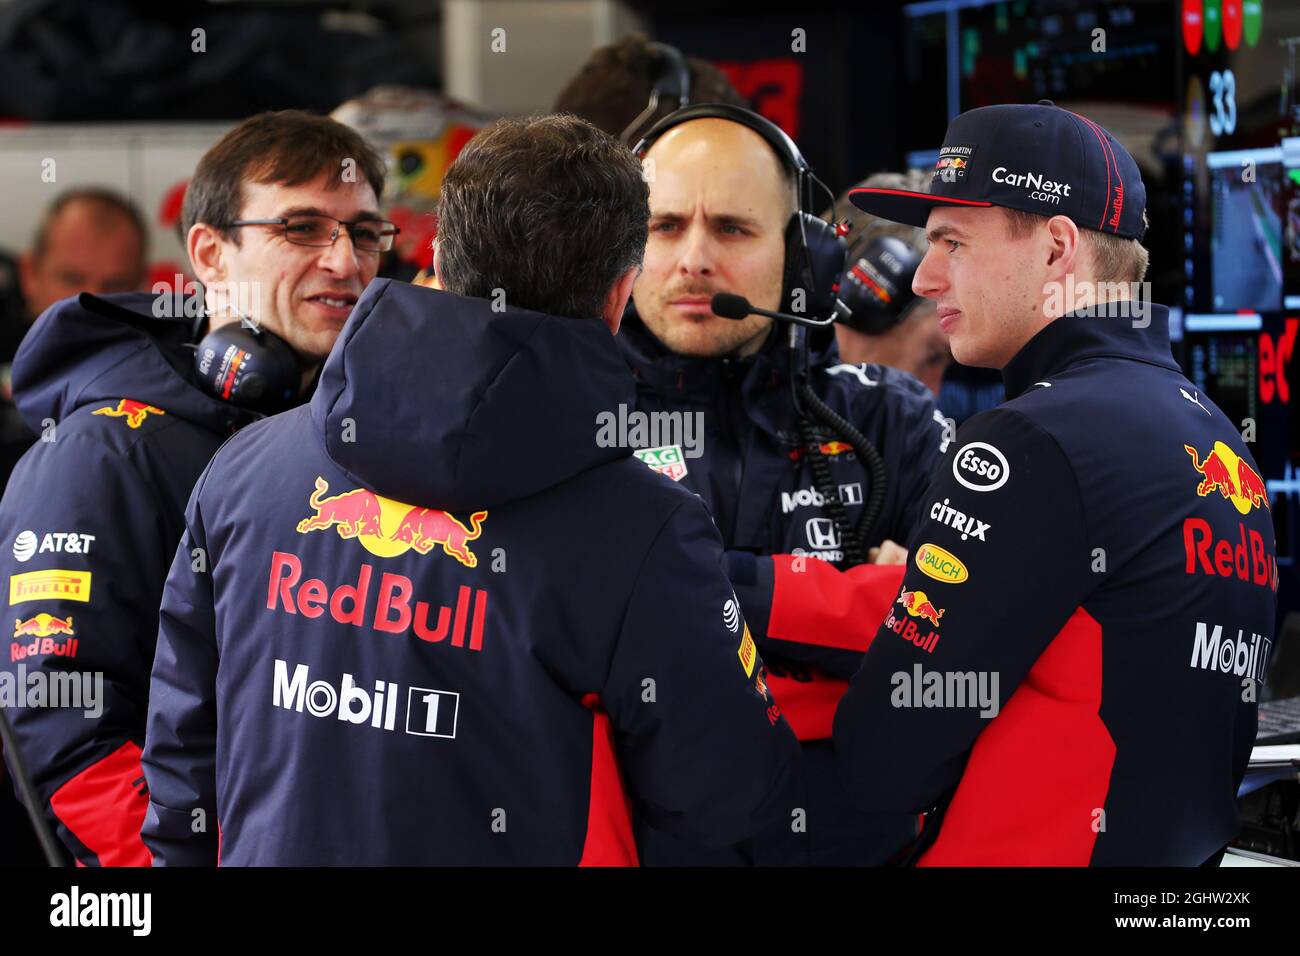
[187,222,228,288]
[1044,214,1081,278]
[601,265,639,335]
[430,240,444,290]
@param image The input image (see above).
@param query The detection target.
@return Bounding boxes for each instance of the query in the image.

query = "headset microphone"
[710,292,837,329]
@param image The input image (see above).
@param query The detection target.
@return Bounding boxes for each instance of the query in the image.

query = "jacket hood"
[311,279,635,511]
[13,292,262,435]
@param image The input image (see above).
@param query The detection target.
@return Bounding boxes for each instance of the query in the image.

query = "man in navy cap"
[834,102,1277,865]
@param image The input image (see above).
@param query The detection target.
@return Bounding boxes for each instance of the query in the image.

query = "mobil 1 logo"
[273,659,461,740]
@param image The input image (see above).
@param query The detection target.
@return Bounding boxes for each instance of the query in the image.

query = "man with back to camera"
[0,110,387,866]
[834,101,1277,865]
[140,113,799,866]
[611,103,949,866]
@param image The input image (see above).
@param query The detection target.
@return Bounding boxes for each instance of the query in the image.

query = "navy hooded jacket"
[141,279,799,866]
[0,292,259,866]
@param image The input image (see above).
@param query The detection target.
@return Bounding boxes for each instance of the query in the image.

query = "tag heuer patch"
[634,444,688,482]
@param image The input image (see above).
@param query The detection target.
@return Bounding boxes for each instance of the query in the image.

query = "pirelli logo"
[738,624,757,678]
[9,569,92,606]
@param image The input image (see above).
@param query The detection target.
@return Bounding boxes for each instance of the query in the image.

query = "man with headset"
[622,102,948,865]
[0,110,387,866]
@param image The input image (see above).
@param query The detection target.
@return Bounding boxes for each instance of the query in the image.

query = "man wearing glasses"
[0,110,387,866]
[185,114,397,394]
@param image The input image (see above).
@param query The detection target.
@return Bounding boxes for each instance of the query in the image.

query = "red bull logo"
[296,476,487,568]
[11,614,77,660]
[267,552,488,652]
[1185,442,1270,515]
[93,399,165,429]
[1184,518,1278,592]
[787,440,854,462]
[13,613,74,638]
[896,589,945,628]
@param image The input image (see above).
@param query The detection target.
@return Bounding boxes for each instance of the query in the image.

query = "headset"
[836,234,924,336]
[77,291,301,415]
[620,41,691,147]
[189,314,300,415]
[632,102,847,325]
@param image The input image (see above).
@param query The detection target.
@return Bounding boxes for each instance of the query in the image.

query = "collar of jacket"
[1001,302,1178,401]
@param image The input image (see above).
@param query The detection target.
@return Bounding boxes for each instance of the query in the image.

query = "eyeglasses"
[226,214,400,253]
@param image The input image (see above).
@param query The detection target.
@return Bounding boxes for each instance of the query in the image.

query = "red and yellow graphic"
[787,440,854,462]
[1185,441,1270,515]
[738,623,757,678]
[896,588,945,628]
[9,569,91,605]
[93,399,165,429]
[13,613,74,638]
[296,476,487,568]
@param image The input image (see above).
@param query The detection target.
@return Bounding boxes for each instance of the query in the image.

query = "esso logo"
[953,441,1010,492]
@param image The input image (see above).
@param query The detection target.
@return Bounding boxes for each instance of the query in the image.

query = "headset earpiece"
[193,321,300,414]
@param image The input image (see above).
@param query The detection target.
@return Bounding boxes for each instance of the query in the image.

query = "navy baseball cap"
[850,101,1147,241]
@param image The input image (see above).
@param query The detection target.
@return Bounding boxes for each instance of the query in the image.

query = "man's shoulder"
[815,360,934,413]
[13,397,220,485]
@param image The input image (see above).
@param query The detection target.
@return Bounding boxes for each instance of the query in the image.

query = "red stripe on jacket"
[49,740,151,867]
[578,694,638,866]
[920,609,1116,866]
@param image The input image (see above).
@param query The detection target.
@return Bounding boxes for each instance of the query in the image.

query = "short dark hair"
[1003,207,1150,284]
[553,34,749,138]
[435,114,649,321]
[182,110,386,241]
[32,187,146,260]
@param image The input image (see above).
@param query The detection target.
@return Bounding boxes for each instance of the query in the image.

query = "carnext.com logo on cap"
[992,166,1073,205]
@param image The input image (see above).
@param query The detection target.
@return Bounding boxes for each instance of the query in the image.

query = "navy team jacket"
[617,315,946,864]
[834,305,1278,865]
[0,293,259,865]
[141,279,799,866]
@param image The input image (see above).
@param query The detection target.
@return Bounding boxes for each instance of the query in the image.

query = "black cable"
[0,707,65,866]
[794,407,867,567]
[787,326,888,568]
[798,380,889,550]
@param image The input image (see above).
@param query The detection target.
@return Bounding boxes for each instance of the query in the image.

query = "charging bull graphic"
[296,476,487,567]
[296,477,384,538]
[93,399,165,429]
[389,507,487,567]
[897,588,944,628]
[1185,441,1270,514]
[13,614,74,638]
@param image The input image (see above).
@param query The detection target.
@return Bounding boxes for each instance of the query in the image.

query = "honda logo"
[805,517,841,550]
